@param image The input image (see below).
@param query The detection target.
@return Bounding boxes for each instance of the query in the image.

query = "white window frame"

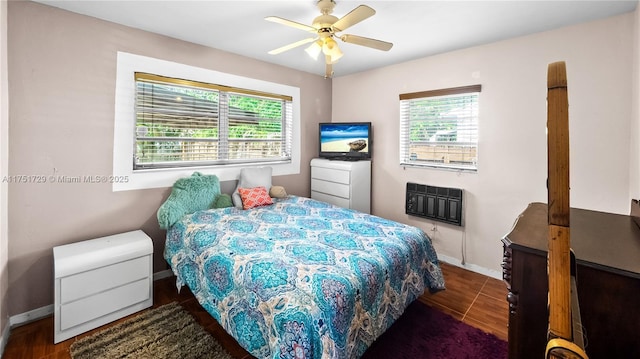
[113,52,301,191]
[399,85,481,172]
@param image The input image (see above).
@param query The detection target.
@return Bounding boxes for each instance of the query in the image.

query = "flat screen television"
[319,122,372,160]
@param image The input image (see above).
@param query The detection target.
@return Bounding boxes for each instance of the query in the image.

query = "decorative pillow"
[214,193,233,208]
[269,185,287,198]
[157,172,221,229]
[232,167,273,209]
[238,186,273,210]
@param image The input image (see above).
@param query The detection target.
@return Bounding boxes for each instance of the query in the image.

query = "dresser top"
[54,230,153,277]
[504,202,640,276]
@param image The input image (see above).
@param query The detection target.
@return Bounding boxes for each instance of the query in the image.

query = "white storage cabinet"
[53,230,153,343]
[310,158,371,213]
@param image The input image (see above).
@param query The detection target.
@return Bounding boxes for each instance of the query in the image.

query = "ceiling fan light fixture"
[322,37,343,63]
[328,45,343,63]
[322,37,337,51]
[305,40,323,60]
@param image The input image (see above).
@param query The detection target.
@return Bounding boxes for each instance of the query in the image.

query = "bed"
[164,194,445,359]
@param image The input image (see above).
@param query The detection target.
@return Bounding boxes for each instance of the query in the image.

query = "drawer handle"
[507,292,518,314]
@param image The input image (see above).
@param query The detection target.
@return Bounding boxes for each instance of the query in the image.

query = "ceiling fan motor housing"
[313,0,338,37]
[313,14,339,34]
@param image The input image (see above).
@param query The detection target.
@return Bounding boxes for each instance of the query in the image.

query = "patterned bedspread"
[165,196,445,359]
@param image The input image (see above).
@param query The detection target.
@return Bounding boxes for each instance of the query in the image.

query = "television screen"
[319,122,371,160]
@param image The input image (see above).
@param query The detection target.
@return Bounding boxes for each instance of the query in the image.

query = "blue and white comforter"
[165,196,445,359]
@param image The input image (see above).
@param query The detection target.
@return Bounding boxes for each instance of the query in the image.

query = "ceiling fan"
[265,0,393,78]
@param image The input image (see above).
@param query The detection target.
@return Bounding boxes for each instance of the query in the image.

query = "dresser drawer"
[60,278,150,330]
[311,179,350,198]
[311,166,350,185]
[311,191,350,208]
[61,255,150,304]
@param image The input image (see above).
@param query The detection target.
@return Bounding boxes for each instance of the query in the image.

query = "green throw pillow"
[157,172,221,229]
[214,193,233,209]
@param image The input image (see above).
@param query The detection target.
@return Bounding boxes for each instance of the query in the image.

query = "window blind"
[399,85,481,171]
[134,73,292,170]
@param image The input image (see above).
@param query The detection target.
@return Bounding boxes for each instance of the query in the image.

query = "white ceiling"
[33,0,638,78]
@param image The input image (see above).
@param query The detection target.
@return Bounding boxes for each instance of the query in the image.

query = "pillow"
[157,172,221,229]
[214,193,233,208]
[269,185,287,198]
[232,167,273,209]
[238,186,273,210]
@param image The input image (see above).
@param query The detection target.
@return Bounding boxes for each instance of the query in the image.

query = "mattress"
[164,195,445,358]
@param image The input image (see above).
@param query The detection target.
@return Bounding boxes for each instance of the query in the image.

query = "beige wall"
[333,13,635,274]
[7,1,331,316]
[632,5,640,201]
[1,0,10,349]
[6,0,639,321]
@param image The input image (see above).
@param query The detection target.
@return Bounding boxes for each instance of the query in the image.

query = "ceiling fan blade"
[325,55,334,78]
[268,37,317,55]
[340,34,393,51]
[332,5,375,32]
[265,16,317,33]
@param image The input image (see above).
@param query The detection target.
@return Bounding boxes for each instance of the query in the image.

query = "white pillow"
[232,167,273,209]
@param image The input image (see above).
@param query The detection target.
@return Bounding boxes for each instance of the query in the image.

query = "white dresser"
[53,230,153,343]
[310,158,371,213]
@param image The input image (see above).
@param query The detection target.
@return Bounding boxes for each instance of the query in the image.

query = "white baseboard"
[153,269,173,281]
[0,319,10,357]
[437,253,502,280]
[8,269,176,329]
[9,304,53,328]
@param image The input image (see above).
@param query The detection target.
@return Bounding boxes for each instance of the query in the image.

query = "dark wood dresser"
[502,202,640,359]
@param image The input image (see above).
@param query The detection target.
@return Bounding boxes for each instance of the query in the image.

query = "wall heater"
[405,182,463,226]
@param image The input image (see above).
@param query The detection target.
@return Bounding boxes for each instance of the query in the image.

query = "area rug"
[362,301,508,359]
[70,300,506,359]
[69,302,233,359]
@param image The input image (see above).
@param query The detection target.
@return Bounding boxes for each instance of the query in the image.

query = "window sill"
[400,162,478,173]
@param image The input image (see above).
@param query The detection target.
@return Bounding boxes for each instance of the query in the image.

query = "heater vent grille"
[405,182,463,226]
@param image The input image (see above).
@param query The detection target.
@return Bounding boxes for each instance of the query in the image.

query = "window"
[113,52,301,191]
[134,73,292,169]
[399,85,481,171]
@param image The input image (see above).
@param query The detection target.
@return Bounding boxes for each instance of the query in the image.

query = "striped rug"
[70,302,232,359]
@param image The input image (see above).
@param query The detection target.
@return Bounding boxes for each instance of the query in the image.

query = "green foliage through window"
[134,73,292,169]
